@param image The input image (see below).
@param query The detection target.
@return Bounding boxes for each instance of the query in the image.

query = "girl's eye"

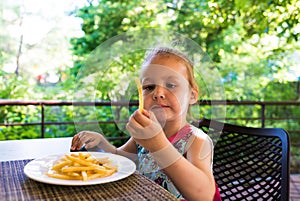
[166,83,176,89]
[143,85,155,91]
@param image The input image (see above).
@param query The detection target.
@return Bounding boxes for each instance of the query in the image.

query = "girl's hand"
[126,110,169,153]
[71,131,103,151]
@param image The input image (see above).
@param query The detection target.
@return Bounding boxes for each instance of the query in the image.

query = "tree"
[69,0,300,101]
[0,0,81,99]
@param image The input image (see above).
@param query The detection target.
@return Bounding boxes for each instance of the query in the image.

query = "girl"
[71,47,221,201]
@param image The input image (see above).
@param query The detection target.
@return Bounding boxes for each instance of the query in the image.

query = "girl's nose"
[153,85,166,100]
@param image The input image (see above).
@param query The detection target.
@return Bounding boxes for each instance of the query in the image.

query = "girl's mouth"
[151,105,170,110]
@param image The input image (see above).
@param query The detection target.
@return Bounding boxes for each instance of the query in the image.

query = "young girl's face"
[141,55,197,124]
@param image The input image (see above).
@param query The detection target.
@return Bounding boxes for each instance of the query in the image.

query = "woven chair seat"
[195,118,290,201]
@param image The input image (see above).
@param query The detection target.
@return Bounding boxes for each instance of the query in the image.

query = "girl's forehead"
[141,64,188,83]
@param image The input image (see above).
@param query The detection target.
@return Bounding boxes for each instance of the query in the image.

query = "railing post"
[41,103,45,138]
[261,103,265,128]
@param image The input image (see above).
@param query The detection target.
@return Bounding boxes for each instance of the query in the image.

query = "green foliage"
[0,72,27,99]
[67,0,300,102]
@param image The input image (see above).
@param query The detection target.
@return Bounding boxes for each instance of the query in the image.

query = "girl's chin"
[153,110,184,123]
[151,110,167,123]
[151,108,166,117]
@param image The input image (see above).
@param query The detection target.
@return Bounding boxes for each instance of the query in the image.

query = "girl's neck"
[162,120,189,138]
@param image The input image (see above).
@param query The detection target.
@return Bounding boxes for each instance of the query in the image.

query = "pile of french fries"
[46,153,118,181]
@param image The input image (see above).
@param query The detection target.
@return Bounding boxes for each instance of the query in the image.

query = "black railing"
[0,99,299,142]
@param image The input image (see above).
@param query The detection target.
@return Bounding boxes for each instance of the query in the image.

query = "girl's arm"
[162,136,215,201]
[117,137,138,161]
[138,132,215,201]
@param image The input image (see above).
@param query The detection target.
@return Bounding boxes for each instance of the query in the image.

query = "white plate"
[24,152,136,186]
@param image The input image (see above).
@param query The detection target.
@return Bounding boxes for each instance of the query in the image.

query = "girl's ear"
[189,87,198,105]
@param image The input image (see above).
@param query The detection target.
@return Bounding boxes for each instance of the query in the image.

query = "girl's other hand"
[70,131,102,151]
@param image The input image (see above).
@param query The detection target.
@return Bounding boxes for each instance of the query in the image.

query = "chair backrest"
[195,118,290,201]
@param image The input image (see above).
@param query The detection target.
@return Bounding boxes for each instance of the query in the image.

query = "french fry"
[46,173,81,180]
[134,78,144,112]
[51,160,72,171]
[64,154,98,167]
[81,171,88,181]
[61,166,99,172]
[46,153,118,181]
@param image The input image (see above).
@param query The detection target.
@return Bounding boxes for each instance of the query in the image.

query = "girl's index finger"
[141,109,150,118]
[132,109,151,127]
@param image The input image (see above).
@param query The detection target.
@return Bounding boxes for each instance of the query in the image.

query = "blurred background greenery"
[1,0,300,171]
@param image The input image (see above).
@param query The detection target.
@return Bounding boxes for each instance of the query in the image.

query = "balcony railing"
[0,99,299,144]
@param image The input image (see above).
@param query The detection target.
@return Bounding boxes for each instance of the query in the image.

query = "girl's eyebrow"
[142,76,182,84]
[141,78,152,83]
[164,76,183,84]
[166,75,180,80]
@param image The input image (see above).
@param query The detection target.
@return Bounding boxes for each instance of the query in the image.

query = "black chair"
[195,118,290,201]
